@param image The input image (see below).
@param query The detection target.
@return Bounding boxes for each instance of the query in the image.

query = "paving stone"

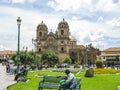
[0,64,16,90]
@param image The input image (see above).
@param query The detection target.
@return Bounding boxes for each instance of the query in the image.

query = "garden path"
[0,63,16,90]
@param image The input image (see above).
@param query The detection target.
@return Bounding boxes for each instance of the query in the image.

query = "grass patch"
[79,72,120,90]
[8,69,120,90]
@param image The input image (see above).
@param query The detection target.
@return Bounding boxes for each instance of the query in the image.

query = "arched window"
[61,30,64,35]
[71,52,74,55]
[61,47,64,51]
[39,32,42,36]
[61,24,64,28]
[61,41,64,44]
[39,48,41,52]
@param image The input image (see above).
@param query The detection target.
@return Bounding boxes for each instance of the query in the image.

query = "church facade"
[34,18,98,64]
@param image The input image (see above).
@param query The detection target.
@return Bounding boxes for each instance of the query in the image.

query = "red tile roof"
[75,45,86,50]
[0,50,16,55]
[103,47,120,52]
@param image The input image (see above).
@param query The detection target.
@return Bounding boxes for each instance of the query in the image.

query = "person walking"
[6,62,10,73]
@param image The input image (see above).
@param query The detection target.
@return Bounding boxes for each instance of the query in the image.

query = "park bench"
[38,75,82,90]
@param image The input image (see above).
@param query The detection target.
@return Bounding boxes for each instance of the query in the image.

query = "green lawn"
[7,70,120,90]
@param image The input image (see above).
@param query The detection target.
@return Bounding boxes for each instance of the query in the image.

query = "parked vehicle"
[7,60,14,64]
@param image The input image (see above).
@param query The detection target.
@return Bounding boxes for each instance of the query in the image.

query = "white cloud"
[0,45,6,50]
[48,0,119,13]
[97,16,104,22]
[94,0,118,12]
[71,16,79,20]
[27,0,36,3]
[68,16,120,50]
[12,0,26,4]
[68,18,106,49]
[106,17,120,27]
[0,5,61,50]
[11,0,36,4]
[47,0,84,11]
[0,1,120,51]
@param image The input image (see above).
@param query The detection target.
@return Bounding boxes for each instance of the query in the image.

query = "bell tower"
[58,18,70,38]
[57,18,70,55]
[36,21,48,40]
[36,21,48,53]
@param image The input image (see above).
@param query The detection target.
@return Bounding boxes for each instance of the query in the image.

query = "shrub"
[63,57,72,64]
[85,68,94,77]
[96,59,103,68]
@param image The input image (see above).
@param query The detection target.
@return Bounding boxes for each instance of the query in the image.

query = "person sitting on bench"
[14,65,27,81]
[60,69,77,90]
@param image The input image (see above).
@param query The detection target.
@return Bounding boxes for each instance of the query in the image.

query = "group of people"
[14,65,27,81]
[3,61,27,81]
[2,61,77,89]
[5,62,14,74]
[5,62,25,75]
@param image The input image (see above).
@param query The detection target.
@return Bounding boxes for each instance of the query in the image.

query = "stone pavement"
[0,63,16,90]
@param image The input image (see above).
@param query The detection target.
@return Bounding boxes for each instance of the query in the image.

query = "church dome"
[58,18,69,29]
[37,21,47,30]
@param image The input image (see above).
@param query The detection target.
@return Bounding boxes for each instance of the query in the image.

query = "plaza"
[0,0,120,90]
[0,63,16,90]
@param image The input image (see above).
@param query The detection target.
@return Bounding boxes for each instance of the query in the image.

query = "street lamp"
[17,17,21,66]
[32,38,37,52]
[32,38,40,52]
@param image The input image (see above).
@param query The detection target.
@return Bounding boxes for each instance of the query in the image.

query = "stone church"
[34,18,99,64]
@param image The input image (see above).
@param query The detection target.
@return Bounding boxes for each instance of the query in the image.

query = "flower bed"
[94,68,120,74]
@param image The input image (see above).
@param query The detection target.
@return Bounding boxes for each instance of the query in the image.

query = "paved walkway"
[0,63,16,90]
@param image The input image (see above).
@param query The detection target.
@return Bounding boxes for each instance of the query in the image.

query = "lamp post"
[32,38,37,52]
[25,47,28,65]
[32,39,41,51]
[17,17,21,66]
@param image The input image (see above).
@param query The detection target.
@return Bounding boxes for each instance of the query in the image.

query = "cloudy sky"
[0,0,120,51]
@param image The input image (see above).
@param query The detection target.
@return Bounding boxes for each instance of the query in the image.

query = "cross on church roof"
[63,18,65,21]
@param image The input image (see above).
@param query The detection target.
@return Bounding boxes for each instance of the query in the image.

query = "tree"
[41,50,59,66]
[63,56,72,64]
[96,59,103,68]
[10,51,40,65]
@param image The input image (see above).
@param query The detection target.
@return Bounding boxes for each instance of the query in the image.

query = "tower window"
[61,24,64,28]
[39,32,42,36]
[61,41,64,44]
[61,47,64,51]
[61,30,64,35]
[39,48,41,52]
